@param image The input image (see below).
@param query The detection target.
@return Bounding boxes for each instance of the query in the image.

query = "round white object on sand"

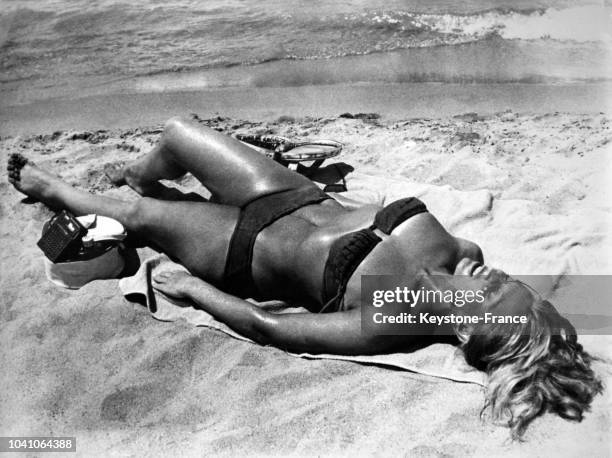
[44,245,125,289]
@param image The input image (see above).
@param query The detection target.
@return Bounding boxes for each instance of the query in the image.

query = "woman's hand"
[152,270,196,299]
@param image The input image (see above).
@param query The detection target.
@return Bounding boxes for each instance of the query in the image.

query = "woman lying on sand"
[8,116,601,438]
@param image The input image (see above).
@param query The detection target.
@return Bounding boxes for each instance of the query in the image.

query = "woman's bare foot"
[103,160,164,196]
[102,161,128,186]
[7,153,62,203]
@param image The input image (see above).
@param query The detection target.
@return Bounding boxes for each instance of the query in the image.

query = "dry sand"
[1,108,611,456]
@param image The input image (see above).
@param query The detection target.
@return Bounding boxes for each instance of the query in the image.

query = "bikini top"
[320,197,428,312]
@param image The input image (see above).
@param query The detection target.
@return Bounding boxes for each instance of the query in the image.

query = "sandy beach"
[1,81,611,456]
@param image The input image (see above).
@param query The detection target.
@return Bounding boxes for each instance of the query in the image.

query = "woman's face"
[452,258,535,316]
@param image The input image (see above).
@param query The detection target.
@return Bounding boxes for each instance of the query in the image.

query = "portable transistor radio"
[37,210,87,262]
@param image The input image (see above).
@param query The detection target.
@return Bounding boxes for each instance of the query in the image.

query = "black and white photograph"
[1,1,611,456]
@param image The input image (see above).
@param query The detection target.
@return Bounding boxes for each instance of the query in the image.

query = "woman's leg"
[8,155,236,281]
[117,116,316,206]
[126,198,238,281]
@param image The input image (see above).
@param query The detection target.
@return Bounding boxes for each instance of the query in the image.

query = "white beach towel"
[119,254,485,385]
[117,170,612,385]
[118,176,494,385]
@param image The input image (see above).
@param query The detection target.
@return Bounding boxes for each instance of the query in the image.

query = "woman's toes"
[8,153,28,169]
[7,153,28,182]
[103,161,127,186]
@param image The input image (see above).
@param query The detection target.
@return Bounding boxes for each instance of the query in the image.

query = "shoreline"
[2,82,611,136]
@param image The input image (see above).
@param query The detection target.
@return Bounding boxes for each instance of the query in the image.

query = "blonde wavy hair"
[455,297,603,440]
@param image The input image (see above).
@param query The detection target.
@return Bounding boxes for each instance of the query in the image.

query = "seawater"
[1,0,611,101]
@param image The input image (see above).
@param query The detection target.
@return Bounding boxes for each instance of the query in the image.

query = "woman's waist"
[256,234,417,310]
[250,209,393,306]
[251,223,334,304]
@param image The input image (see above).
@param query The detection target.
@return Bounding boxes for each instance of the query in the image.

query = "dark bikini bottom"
[223,186,330,298]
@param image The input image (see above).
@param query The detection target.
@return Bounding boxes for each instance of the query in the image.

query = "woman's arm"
[153,271,402,355]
